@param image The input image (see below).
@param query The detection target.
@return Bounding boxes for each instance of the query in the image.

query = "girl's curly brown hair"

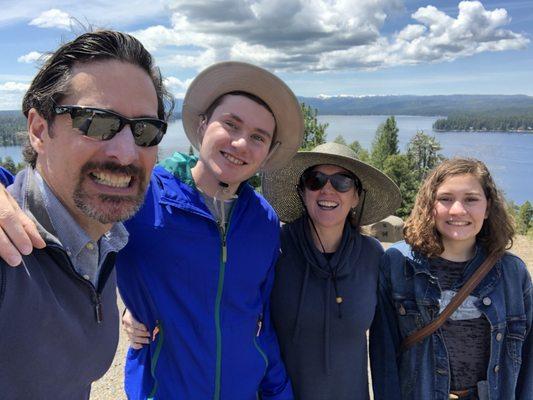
[404,158,514,258]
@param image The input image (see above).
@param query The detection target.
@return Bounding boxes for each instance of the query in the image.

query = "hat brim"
[182,61,304,171]
[262,151,402,225]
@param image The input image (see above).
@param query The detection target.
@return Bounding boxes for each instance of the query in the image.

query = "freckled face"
[303,164,359,230]
[433,174,489,250]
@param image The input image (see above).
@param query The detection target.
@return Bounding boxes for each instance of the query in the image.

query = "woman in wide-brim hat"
[262,142,401,400]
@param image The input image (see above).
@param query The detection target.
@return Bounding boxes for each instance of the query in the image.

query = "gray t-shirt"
[430,257,491,391]
[201,192,235,228]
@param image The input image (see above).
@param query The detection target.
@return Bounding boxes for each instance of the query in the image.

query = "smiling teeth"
[92,172,131,188]
[222,152,244,165]
[447,221,470,226]
[318,200,338,208]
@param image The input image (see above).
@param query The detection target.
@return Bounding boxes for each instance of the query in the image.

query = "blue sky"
[0,0,531,110]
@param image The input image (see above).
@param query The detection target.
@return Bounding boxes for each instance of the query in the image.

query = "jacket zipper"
[48,244,115,324]
[213,211,233,400]
[253,313,269,398]
[93,292,103,323]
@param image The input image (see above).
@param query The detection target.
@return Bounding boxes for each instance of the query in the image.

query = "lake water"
[2,115,532,203]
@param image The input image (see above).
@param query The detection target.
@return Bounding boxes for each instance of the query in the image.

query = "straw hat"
[182,61,304,171]
[262,142,402,225]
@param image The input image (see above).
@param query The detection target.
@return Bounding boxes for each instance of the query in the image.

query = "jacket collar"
[153,160,253,220]
[8,167,61,245]
[403,242,502,296]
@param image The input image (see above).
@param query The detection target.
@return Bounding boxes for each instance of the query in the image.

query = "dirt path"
[90,236,533,399]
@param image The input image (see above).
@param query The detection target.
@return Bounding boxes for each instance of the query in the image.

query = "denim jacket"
[370,241,532,400]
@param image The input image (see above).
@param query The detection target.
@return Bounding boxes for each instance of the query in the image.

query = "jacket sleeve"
[0,167,14,187]
[369,250,403,400]
[516,268,533,399]
[258,235,294,400]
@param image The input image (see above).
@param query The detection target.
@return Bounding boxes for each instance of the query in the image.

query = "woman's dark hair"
[22,29,175,167]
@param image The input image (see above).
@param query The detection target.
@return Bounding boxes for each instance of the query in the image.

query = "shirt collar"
[34,171,128,259]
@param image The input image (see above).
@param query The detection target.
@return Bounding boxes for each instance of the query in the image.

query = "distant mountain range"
[2,95,532,119]
[296,94,533,117]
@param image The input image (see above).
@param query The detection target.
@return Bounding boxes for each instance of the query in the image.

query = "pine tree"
[334,135,369,161]
[300,103,328,150]
[517,201,533,235]
[406,130,444,181]
[370,116,399,169]
[382,154,419,218]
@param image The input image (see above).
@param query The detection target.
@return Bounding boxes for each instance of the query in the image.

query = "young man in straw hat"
[0,61,303,399]
[115,61,304,399]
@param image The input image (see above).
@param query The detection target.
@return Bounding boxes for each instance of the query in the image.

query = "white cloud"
[0,1,169,28]
[29,9,71,30]
[163,76,193,98]
[132,0,403,70]
[130,0,528,73]
[317,1,529,70]
[0,82,30,92]
[17,51,43,64]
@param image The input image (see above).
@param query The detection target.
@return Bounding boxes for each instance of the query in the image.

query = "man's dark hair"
[22,29,174,167]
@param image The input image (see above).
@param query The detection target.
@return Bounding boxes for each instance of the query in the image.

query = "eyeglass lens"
[303,171,355,193]
[68,107,165,147]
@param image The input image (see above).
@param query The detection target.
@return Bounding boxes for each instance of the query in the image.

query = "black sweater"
[271,217,383,400]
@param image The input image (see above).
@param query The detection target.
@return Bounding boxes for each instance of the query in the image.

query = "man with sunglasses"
[0,30,172,398]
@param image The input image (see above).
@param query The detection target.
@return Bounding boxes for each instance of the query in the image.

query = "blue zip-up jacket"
[116,153,293,400]
[370,241,532,400]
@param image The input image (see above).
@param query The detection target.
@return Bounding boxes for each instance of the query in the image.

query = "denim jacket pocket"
[506,315,527,370]
[394,297,424,336]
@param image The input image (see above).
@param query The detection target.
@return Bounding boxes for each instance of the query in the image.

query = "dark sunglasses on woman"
[52,103,167,147]
[301,170,360,193]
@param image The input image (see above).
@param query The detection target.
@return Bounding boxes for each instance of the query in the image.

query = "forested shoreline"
[433,112,533,132]
[0,111,26,146]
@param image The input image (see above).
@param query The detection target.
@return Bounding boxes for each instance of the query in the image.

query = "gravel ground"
[89,236,533,399]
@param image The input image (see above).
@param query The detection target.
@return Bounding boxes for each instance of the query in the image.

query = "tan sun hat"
[182,61,304,171]
[262,142,402,225]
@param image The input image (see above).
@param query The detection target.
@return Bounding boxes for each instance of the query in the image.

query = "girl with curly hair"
[370,158,532,400]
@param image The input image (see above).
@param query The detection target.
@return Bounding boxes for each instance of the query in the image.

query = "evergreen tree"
[300,103,328,150]
[370,116,399,169]
[406,130,444,181]
[382,154,419,218]
[0,156,16,174]
[517,201,533,235]
[333,135,347,145]
[333,135,369,161]
[0,156,25,175]
[349,141,370,162]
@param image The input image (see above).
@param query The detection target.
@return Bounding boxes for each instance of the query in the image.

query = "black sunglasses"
[52,104,167,147]
[301,170,359,193]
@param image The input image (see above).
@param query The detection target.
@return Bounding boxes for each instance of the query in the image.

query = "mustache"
[80,161,144,178]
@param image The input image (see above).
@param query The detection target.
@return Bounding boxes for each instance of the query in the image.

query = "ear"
[196,117,207,146]
[27,108,49,155]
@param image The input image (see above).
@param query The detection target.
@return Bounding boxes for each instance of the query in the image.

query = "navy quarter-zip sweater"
[0,168,119,399]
